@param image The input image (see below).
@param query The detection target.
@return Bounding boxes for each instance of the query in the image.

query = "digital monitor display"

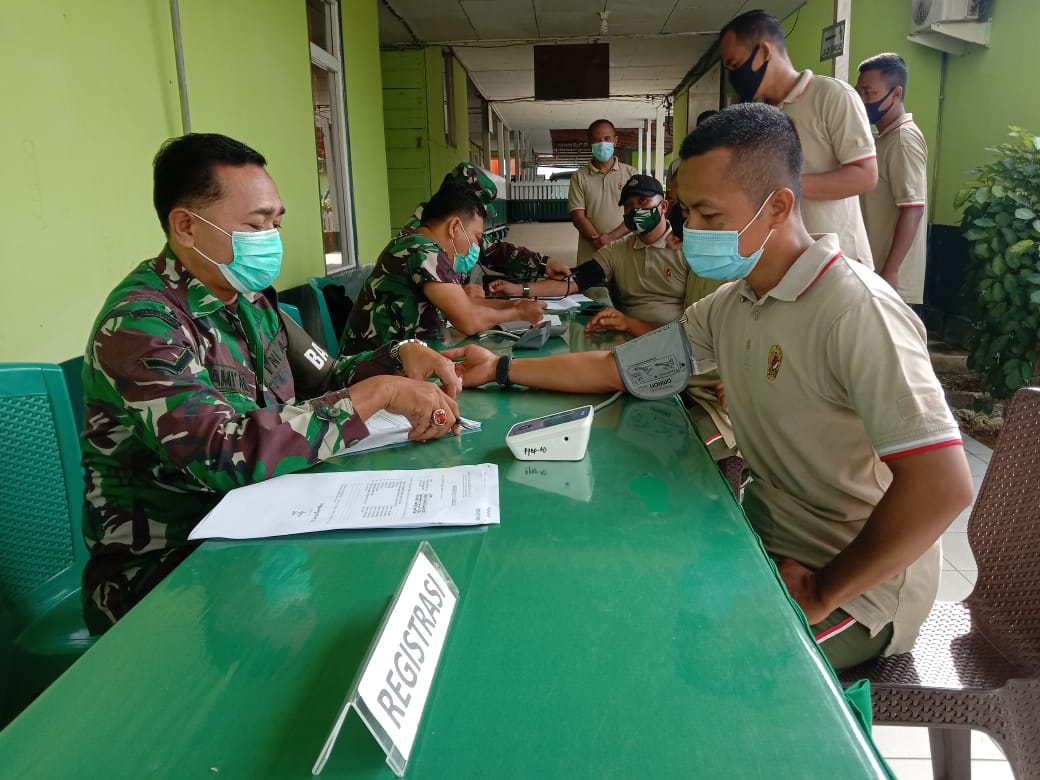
[507,406,592,437]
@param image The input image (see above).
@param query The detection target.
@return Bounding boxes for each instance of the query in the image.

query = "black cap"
[618,174,664,205]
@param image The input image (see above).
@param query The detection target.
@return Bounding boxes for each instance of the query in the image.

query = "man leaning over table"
[446,104,974,671]
[81,132,472,634]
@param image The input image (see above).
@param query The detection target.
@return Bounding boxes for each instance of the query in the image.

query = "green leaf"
[995,211,1013,227]
[1026,272,1040,284]
[1032,219,1040,232]
[973,396,995,414]
[991,184,1007,199]
[991,254,1006,275]
[1002,227,1019,246]
[963,228,987,241]
[974,216,996,227]
[1015,207,1037,220]
[1031,289,1040,305]
[1009,239,1035,256]
[1004,274,1018,294]
[975,187,990,204]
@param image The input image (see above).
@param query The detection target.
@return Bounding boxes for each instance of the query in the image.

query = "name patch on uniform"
[897,391,947,419]
[210,363,250,396]
[263,336,289,383]
[130,308,181,329]
[767,345,784,381]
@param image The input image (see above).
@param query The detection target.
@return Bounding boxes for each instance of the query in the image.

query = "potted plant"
[956,126,1040,404]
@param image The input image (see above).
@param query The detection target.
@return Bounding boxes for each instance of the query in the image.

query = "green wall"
[931,3,1040,225]
[0,1,390,364]
[783,0,838,75]
[0,1,181,364]
[381,47,471,233]
[342,0,392,265]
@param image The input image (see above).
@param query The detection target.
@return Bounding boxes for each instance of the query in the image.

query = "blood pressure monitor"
[505,405,594,461]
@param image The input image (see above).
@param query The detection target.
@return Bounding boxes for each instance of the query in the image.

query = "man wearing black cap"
[490,174,687,331]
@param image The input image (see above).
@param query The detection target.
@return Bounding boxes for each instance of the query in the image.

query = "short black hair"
[695,109,719,127]
[420,183,486,226]
[859,52,909,96]
[720,9,787,51]
[152,133,267,233]
[678,103,802,204]
[587,118,616,137]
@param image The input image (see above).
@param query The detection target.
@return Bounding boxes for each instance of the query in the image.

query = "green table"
[0,321,890,779]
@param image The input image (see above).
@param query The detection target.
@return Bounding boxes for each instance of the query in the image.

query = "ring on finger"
[431,408,448,426]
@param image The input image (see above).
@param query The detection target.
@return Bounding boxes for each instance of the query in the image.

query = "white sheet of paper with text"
[189,464,499,540]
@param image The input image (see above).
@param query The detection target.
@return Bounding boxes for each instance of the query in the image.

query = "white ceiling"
[378,0,805,149]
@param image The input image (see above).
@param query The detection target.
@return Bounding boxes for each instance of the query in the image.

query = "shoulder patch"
[129,308,181,329]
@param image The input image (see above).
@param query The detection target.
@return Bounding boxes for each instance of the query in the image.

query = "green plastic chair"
[278,301,303,327]
[304,277,347,354]
[0,363,95,726]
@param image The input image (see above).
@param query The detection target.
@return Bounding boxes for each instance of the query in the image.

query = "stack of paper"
[333,409,481,457]
[189,463,500,540]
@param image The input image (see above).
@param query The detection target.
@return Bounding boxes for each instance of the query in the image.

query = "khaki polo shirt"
[591,228,688,325]
[568,158,639,263]
[860,114,929,304]
[780,70,876,269]
[682,233,961,654]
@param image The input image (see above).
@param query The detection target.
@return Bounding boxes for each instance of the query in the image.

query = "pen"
[458,418,480,431]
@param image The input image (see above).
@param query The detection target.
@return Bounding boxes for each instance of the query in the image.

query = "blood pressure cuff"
[278,308,334,398]
[612,320,695,399]
[572,259,607,291]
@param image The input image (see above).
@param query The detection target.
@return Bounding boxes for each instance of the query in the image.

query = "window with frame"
[307,0,357,271]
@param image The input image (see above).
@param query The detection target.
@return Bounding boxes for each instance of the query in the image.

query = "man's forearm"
[571,211,600,241]
[880,206,925,277]
[802,158,878,200]
[814,445,973,612]
[509,351,624,393]
[600,221,632,243]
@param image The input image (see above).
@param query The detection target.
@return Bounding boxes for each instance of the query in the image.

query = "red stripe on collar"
[796,251,843,298]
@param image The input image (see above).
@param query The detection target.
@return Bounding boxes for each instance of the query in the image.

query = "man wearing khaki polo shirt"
[568,118,639,264]
[719,10,877,269]
[857,53,929,306]
[449,104,973,671]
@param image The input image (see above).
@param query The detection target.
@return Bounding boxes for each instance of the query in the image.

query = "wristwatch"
[496,355,513,388]
[522,284,531,298]
[389,338,427,371]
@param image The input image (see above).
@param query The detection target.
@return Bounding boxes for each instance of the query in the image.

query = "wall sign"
[820,20,846,61]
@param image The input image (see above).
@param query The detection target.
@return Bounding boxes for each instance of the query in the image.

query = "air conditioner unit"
[908,0,992,54]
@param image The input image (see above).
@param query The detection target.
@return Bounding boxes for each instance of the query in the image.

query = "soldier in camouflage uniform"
[82,133,468,633]
[342,184,546,354]
[402,162,571,281]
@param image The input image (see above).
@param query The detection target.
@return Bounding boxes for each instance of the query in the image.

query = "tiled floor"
[880,434,1013,779]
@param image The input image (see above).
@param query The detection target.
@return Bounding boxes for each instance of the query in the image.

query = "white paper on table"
[189,463,500,540]
[543,294,593,312]
[331,409,481,458]
[540,313,562,327]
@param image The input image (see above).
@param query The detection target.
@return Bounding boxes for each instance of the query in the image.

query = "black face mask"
[729,44,768,102]
[668,202,686,237]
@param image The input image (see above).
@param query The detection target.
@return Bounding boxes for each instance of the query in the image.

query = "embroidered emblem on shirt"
[665,266,673,278]
[209,364,250,396]
[767,344,783,381]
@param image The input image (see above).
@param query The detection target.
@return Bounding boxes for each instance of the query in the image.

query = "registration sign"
[312,542,458,776]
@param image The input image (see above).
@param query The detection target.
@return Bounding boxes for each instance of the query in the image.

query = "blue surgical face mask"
[591,141,615,163]
[681,191,776,280]
[452,222,481,274]
[190,212,283,293]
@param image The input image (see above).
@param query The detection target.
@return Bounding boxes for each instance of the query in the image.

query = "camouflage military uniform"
[341,232,459,353]
[408,162,551,278]
[82,249,391,633]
